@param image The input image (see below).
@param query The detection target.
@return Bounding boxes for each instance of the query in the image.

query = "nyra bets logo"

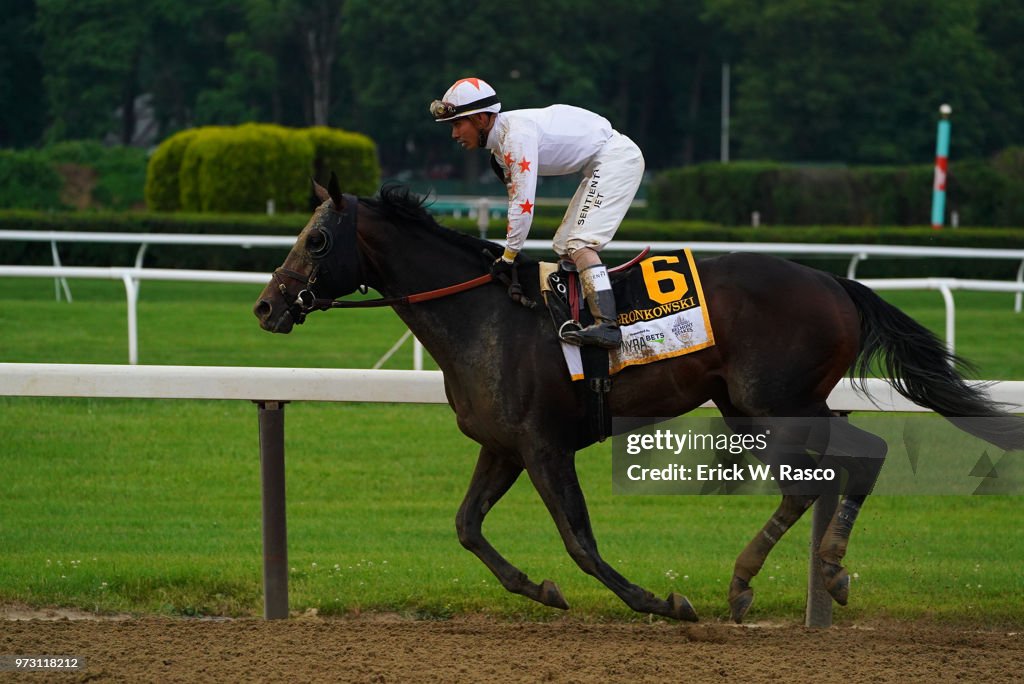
[620,328,665,355]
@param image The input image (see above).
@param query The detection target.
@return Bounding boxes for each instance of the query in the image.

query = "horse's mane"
[360,183,504,259]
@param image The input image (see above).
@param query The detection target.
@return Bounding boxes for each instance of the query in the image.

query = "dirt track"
[1,608,1021,683]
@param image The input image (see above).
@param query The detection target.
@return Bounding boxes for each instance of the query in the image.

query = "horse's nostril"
[254,299,272,319]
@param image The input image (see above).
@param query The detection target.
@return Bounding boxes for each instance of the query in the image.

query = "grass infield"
[0,278,1022,624]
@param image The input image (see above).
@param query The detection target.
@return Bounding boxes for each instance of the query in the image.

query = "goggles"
[429,100,457,120]
[429,94,500,121]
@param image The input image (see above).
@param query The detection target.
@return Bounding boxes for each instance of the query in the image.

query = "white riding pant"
[552,131,645,258]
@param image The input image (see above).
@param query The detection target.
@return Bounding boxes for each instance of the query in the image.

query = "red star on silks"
[518,199,534,214]
[517,157,532,173]
[503,151,514,168]
[453,77,481,89]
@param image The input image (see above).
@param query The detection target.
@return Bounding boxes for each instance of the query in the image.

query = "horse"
[254,175,1024,623]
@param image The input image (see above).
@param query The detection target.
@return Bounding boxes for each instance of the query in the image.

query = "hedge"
[42,141,148,210]
[181,124,314,213]
[0,150,63,210]
[146,124,381,214]
[307,126,380,197]
[3,208,1023,279]
[144,129,203,211]
[0,143,147,211]
[650,159,1024,227]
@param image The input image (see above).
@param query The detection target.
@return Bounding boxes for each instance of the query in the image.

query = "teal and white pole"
[931,104,952,229]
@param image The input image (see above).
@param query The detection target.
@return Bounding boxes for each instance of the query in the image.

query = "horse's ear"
[328,171,345,209]
[312,177,331,203]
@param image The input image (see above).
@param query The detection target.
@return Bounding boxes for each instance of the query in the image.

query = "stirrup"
[558,319,583,344]
[562,321,621,349]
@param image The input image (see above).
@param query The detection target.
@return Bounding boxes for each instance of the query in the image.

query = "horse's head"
[253,172,364,333]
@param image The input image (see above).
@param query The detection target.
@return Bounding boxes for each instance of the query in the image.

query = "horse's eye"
[307,228,329,256]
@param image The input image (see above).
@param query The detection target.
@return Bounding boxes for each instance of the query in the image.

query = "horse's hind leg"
[715,402,819,622]
[813,418,887,606]
[729,494,816,623]
[815,495,864,606]
[728,415,887,620]
[525,449,699,622]
[455,446,569,610]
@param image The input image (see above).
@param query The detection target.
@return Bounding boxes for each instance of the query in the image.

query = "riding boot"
[561,264,622,349]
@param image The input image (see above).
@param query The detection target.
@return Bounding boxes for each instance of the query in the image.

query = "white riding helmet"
[430,77,501,122]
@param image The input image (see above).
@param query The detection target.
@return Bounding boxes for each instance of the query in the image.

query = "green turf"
[0,279,436,370]
[0,398,1020,625]
[0,279,1022,624]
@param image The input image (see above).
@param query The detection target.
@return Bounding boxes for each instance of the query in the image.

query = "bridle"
[272,194,496,324]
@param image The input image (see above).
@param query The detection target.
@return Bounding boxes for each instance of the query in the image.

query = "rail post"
[256,400,289,619]
[805,495,838,627]
[121,274,139,365]
[476,197,490,238]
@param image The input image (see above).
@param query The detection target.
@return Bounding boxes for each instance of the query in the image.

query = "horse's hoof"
[667,592,699,622]
[728,576,754,624]
[819,561,850,606]
[539,579,569,610]
[729,588,754,624]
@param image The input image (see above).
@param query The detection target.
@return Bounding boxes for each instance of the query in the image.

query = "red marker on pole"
[931,104,952,229]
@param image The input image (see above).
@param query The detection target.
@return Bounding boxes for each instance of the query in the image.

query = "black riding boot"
[562,266,622,349]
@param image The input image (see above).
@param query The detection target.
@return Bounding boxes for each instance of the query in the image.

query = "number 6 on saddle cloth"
[539,248,716,442]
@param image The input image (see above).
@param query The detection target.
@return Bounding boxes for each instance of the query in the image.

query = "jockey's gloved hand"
[490,252,517,279]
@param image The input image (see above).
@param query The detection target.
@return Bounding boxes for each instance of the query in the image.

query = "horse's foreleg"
[729,494,816,623]
[455,447,569,610]
[526,452,698,622]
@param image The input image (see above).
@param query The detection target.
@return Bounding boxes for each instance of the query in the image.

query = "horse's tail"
[834,275,1024,451]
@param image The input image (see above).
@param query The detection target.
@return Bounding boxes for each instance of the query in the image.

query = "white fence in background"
[3,230,1024,365]
[0,265,267,364]
[2,228,1023,310]
[0,263,1022,366]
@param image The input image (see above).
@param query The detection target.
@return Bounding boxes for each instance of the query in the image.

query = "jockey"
[430,77,645,349]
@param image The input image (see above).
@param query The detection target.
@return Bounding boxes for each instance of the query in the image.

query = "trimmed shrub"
[144,129,202,211]
[850,166,932,226]
[306,126,380,197]
[184,124,314,213]
[988,149,1024,227]
[650,161,1023,227]
[650,162,778,225]
[991,146,1024,182]
[178,127,228,212]
[148,124,381,213]
[946,160,1009,227]
[0,149,63,209]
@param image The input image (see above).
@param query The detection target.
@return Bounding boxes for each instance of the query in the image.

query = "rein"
[305,273,495,310]
[272,192,499,320]
[275,191,647,320]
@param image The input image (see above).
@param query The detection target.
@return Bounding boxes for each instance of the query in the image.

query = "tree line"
[3,0,1023,182]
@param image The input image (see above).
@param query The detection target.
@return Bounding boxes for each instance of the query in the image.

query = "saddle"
[540,249,649,344]
[538,248,716,444]
[538,250,649,443]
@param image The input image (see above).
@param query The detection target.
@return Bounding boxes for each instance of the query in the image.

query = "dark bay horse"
[254,177,1024,623]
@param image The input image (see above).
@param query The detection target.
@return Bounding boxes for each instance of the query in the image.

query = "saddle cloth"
[541,249,715,379]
